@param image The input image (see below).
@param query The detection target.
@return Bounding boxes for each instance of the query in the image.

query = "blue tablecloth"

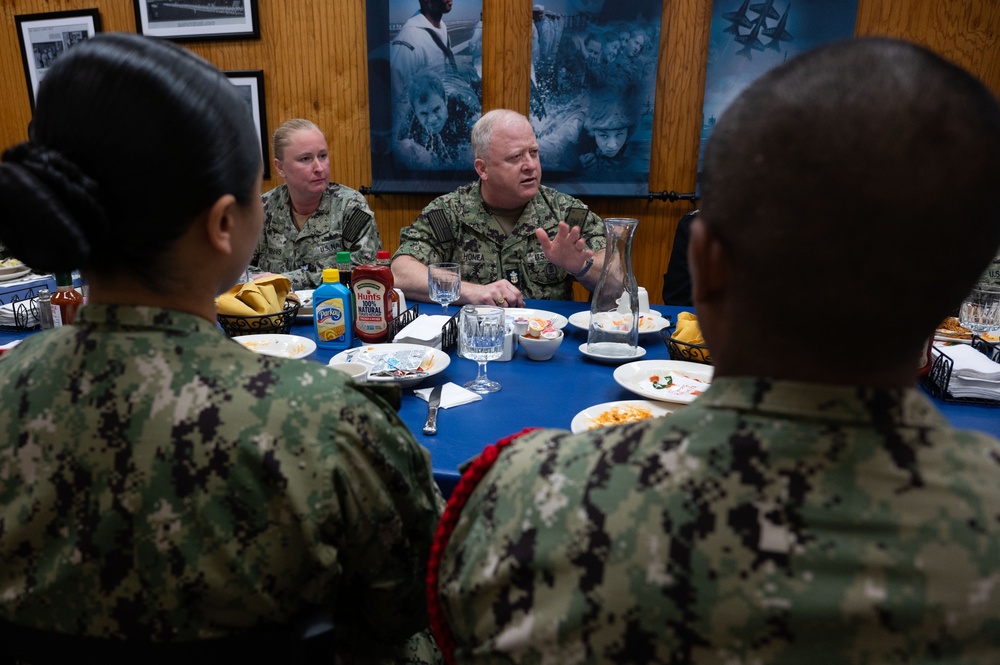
[2,299,997,498]
[311,301,685,497]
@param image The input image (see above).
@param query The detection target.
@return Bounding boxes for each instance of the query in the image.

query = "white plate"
[504,308,567,330]
[295,289,314,312]
[613,360,714,404]
[578,343,646,363]
[294,289,314,321]
[236,334,317,359]
[571,399,679,433]
[328,343,450,388]
[0,266,32,282]
[568,310,670,335]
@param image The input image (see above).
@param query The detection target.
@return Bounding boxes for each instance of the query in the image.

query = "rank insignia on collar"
[506,269,520,285]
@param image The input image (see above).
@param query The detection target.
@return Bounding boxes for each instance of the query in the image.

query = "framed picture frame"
[133,0,260,42]
[225,70,270,178]
[15,9,102,112]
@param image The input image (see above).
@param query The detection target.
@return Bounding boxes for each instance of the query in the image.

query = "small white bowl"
[519,331,563,361]
[328,361,369,382]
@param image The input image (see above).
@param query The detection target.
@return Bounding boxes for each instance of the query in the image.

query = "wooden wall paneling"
[855,0,1000,96]
[482,0,531,114]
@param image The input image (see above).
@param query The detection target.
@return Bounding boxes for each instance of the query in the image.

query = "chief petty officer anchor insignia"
[506,269,520,286]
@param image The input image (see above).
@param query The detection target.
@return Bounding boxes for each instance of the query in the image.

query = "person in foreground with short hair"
[428,37,1000,663]
[0,33,441,663]
[392,109,608,307]
[251,118,382,290]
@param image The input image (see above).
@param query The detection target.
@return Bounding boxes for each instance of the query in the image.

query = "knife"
[422,384,442,436]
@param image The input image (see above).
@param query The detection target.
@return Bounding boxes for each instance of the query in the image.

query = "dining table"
[1,298,997,499]
[295,299,1000,498]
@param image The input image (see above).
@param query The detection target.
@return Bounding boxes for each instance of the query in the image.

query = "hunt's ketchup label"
[353,256,394,343]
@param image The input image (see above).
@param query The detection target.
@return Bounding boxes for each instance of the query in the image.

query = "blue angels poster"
[700,0,859,176]
[367,0,483,193]
[528,0,663,197]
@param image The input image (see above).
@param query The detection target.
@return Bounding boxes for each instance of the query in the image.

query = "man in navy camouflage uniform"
[429,38,1000,664]
[392,109,608,307]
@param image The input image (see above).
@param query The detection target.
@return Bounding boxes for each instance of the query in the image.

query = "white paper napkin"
[0,300,38,328]
[933,344,1000,400]
[414,382,482,408]
[393,314,452,348]
[935,343,1000,380]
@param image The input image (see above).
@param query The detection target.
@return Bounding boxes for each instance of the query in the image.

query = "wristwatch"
[571,257,594,279]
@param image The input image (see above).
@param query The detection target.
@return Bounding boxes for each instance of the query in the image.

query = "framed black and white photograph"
[15,9,101,111]
[134,0,260,42]
[225,70,270,178]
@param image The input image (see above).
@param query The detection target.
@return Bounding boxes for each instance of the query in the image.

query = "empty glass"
[959,286,1000,333]
[459,305,504,394]
[428,262,461,314]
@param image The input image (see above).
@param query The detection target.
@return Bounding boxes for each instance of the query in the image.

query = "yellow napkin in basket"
[671,311,710,363]
[216,275,293,317]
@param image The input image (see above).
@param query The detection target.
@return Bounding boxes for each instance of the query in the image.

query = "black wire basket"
[659,328,713,365]
[218,299,301,337]
[0,289,41,332]
[921,336,1000,405]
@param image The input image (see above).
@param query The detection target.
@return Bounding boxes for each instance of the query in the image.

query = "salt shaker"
[36,288,54,330]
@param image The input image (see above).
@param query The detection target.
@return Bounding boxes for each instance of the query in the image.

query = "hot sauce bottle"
[377,250,401,319]
[50,272,83,327]
[353,251,395,343]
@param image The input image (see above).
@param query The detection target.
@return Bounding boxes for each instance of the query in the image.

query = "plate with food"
[613,360,714,404]
[329,343,450,388]
[934,317,1000,344]
[570,399,679,433]
[568,310,671,335]
[0,259,31,282]
[504,308,568,331]
[934,317,973,343]
[236,334,317,359]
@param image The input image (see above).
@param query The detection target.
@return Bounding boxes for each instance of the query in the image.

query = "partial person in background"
[0,33,442,663]
[429,38,1000,663]
[578,98,636,170]
[396,71,480,169]
[251,119,381,290]
[660,209,697,306]
[392,109,608,307]
[390,0,457,143]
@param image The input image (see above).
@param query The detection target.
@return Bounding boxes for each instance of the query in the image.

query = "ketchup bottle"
[353,251,394,343]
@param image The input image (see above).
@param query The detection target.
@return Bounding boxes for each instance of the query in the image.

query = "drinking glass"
[428,262,461,314]
[959,286,1000,333]
[459,305,504,394]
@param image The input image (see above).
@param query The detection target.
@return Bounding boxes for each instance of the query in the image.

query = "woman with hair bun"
[0,33,442,663]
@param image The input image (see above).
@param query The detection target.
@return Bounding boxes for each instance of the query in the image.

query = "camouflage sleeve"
[581,208,607,252]
[394,203,456,266]
[325,382,444,646]
[283,266,320,291]
[340,193,382,267]
[249,194,268,270]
